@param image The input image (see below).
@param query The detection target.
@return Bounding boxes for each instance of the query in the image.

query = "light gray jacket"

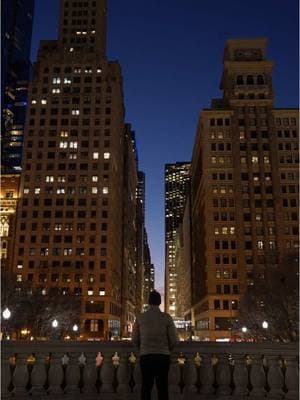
[132,306,178,355]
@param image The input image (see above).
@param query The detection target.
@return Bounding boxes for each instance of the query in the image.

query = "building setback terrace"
[1,341,298,399]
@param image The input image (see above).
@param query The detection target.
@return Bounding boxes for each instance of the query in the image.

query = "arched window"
[246,75,254,85]
[236,75,244,85]
[257,75,264,85]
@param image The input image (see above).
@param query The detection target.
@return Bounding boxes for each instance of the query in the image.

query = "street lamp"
[52,319,58,328]
[72,324,79,332]
[2,307,11,340]
[2,307,11,320]
[242,326,248,333]
[262,321,268,329]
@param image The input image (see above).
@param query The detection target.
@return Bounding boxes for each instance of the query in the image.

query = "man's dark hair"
[148,290,161,306]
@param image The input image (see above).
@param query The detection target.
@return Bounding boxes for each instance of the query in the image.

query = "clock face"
[234,49,262,61]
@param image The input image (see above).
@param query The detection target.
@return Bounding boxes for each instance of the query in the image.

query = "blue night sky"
[31,0,299,290]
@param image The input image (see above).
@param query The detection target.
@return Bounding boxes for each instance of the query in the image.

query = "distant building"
[136,171,145,312]
[1,0,35,173]
[142,230,155,309]
[164,162,190,316]
[11,0,141,339]
[175,195,192,321]
[190,38,299,340]
[0,175,20,272]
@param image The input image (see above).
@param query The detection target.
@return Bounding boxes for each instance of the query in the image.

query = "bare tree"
[1,272,81,339]
[236,252,299,342]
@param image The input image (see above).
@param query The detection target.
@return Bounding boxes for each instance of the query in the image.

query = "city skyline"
[30,0,299,289]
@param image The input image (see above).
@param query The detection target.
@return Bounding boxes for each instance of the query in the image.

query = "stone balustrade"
[1,340,298,399]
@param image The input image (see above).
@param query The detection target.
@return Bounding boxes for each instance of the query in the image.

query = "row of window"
[18,247,108,256]
[279,155,299,164]
[277,130,298,139]
[29,117,112,126]
[209,118,230,127]
[236,93,266,100]
[19,221,107,232]
[32,85,111,95]
[30,106,111,115]
[24,163,110,172]
[212,198,235,208]
[19,234,108,243]
[17,260,106,269]
[20,210,110,219]
[214,226,235,235]
[214,299,238,310]
[216,284,239,294]
[31,96,108,106]
[236,74,265,85]
[215,256,237,266]
[24,186,109,195]
[213,212,235,221]
[275,118,297,127]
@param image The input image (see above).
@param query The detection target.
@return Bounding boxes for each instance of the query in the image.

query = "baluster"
[82,352,98,394]
[133,357,142,396]
[177,352,186,394]
[12,353,29,397]
[128,352,137,393]
[182,353,197,398]
[233,354,249,397]
[1,353,12,398]
[65,352,81,394]
[117,353,129,394]
[216,353,231,396]
[168,355,181,399]
[47,352,64,394]
[284,356,299,400]
[266,355,284,398]
[30,352,47,396]
[199,353,214,395]
[99,350,114,395]
[249,355,266,398]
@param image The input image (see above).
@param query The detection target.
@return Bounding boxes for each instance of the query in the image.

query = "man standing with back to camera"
[132,290,178,400]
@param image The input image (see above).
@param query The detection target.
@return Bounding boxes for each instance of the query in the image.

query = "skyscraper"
[11,0,140,339]
[1,0,35,172]
[165,162,190,316]
[190,38,299,340]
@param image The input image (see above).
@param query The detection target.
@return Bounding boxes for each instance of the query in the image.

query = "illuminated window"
[54,223,62,231]
[252,156,258,163]
[34,187,41,194]
[71,109,80,115]
[102,187,109,194]
[45,176,54,182]
[69,141,78,148]
[93,152,99,159]
[52,77,61,84]
[31,100,37,104]
[17,274,22,282]
[60,141,68,148]
[23,188,29,194]
[263,156,270,164]
[64,78,71,84]
[103,152,110,159]
[230,227,235,234]
[92,187,98,194]
[87,289,94,296]
[52,89,60,94]
[60,130,68,137]
[92,176,98,182]
[41,99,47,104]
[257,241,264,249]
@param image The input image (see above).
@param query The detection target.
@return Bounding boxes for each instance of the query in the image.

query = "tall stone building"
[164,162,190,316]
[1,0,35,173]
[190,38,299,340]
[11,0,140,339]
[0,175,21,272]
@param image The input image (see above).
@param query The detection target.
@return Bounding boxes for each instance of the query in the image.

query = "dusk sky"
[30,0,299,290]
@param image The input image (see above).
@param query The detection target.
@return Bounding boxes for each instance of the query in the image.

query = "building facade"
[1,0,35,173]
[190,38,299,340]
[0,175,21,272]
[142,230,155,309]
[165,162,190,316]
[11,0,140,339]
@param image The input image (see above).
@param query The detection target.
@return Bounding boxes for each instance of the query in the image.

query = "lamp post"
[262,320,269,341]
[2,307,11,340]
[72,324,79,340]
[51,319,59,339]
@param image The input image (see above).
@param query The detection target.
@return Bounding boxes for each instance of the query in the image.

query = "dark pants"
[140,354,170,400]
